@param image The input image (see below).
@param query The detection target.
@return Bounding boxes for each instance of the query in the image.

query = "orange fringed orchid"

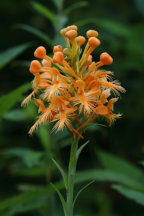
[22,25,125,139]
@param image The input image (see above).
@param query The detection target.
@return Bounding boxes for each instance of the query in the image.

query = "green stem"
[66,137,79,216]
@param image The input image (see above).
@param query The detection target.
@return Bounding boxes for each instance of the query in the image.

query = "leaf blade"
[50,183,67,215]
[0,83,30,117]
[0,182,62,211]
[15,24,53,46]
[75,18,131,37]
[64,1,89,15]
[32,2,57,24]
[52,158,67,189]
[97,151,144,184]
[73,180,95,206]
[0,43,30,69]
[76,169,144,192]
[1,168,144,211]
[112,184,144,206]
[76,140,89,160]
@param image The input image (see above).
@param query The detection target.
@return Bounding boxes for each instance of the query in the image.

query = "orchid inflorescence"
[22,25,125,139]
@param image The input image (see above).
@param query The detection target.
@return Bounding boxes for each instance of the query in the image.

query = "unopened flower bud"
[53,51,64,64]
[88,37,101,49]
[63,48,70,55]
[42,59,51,67]
[53,45,63,53]
[86,30,99,38]
[66,25,78,32]
[65,30,77,40]
[34,46,46,59]
[30,60,41,74]
[76,36,86,46]
[100,52,113,65]
[60,28,67,36]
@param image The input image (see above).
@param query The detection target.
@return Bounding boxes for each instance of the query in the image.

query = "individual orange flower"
[22,25,125,139]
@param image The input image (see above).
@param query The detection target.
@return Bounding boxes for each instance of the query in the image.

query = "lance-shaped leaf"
[76,169,144,192]
[52,158,68,189]
[0,83,30,117]
[0,43,31,69]
[75,18,131,37]
[1,168,144,211]
[73,180,95,207]
[112,184,144,206]
[0,182,63,211]
[15,24,53,46]
[3,109,28,121]
[50,183,67,215]
[97,151,144,185]
[76,140,89,160]
[52,0,64,10]
[37,125,51,151]
[32,2,57,24]
[64,1,89,15]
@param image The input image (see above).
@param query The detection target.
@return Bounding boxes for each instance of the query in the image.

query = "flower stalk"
[66,137,79,216]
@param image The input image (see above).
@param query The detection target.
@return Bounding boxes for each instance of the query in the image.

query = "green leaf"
[52,158,67,189]
[0,211,13,216]
[50,183,67,215]
[112,184,144,206]
[2,148,43,168]
[97,151,144,185]
[64,1,89,15]
[57,15,68,31]
[52,0,63,10]
[0,182,63,211]
[15,24,53,46]
[0,83,30,117]
[3,148,32,158]
[97,18,131,37]
[1,168,144,211]
[76,169,144,191]
[3,109,28,121]
[73,180,95,207]
[10,198,46,214]
[24,152,43,168]
[75,18,131,37]
[126,24,144,58]
[37,125,51,151]
[0,43,31,69]
[11,168,46,177]
[76,141,89,160]
[32,2,57,24]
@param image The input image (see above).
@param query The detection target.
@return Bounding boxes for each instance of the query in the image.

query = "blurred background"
[0,0,144,215]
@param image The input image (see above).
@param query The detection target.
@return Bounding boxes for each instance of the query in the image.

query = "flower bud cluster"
[22,25,125,139]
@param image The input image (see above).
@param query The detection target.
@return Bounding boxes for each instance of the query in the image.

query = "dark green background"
[0,0,144,215]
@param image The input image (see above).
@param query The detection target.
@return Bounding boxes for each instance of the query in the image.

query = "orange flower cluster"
[22,25,125,139]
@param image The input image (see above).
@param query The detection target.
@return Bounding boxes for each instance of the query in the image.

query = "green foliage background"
[0,0,144,215]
